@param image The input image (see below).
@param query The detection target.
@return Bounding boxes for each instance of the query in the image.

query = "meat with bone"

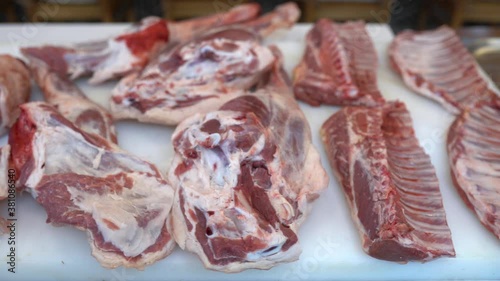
[321,101,455,262]
[0,55,31,136]
[168,62,327,271]
[9,102,175,269]
[20,50,117,143]
[293,19,385,107]
[110,3,300,126]
[20,3,260,85]
[389,26,499,114]
[447,100,500,239]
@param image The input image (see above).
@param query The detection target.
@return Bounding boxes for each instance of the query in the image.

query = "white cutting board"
[0,23,498,281]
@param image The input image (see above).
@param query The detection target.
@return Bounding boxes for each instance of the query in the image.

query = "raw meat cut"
[0,55,31,136]
[9,102,175,269]
[20,3,260,85]
[321,101,455,262]
[111,29,275,125]
[447,99,500,239]
[168,62,328,272]
[293,19,385,107]
[21,50,117,143]
[110,2,300,126]
[389,26,499,114]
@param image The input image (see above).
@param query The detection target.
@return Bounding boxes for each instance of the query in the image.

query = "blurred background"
[1,1,499,84]
[0,1,499,32]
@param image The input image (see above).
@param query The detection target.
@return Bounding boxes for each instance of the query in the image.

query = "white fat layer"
[68,172,172,257]
[89,40,139,84]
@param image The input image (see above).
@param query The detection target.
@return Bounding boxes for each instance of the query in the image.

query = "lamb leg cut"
[9,102,175,269]
[168,63,327,271]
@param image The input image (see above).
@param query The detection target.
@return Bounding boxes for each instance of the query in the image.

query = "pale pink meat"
[389,26,499,113]
[167,54,327,272]
[110,2,300,126]
[447,99,500,239]
[21,51,117,143]
[20,3,261,85]
[321,101,455,262]
[9,102,175,269]
[293,19,385,107]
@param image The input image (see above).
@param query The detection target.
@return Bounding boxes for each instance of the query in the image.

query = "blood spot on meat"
[102,219,120,231]
[116,20,169,57]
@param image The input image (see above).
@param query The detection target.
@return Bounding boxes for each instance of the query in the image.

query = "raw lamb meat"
[321,101,455,262]
[0,55,31,136]
[21,50,117,142]
[293,19,385,107]
[9,102,175,269]
[389,26,499,114]
[167,61,328,272]
[20,3,260,85]
[447,100,500,239]
[110,2,300,126]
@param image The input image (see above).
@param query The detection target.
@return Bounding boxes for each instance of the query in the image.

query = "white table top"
[0,23,498,281]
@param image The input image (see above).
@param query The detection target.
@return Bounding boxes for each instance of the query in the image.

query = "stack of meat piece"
[8,1,328,272]
[390,26,500,240]
[295,20,456,261]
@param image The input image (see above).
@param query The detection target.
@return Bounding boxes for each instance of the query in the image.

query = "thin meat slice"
[321,101,455,262]
[0,55,31,136]
[20,3,260,85]
[110,3,299,126]
[293,19,385,107]
[9,102,175,269]
[447,100,500,239]
[168,70,327,271]
[389,26,499,114]
[21,51,117,143]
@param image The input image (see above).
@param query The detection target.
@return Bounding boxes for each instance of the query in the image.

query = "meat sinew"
[110,3,300,126]
[447,99,500,239]
[9,102,175,269]
[0,55,31,136]
[321,101,455,262]
[293,19,385,107]
[21,49,117,143]
[389,26,499,114]
[168,63,328,271]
